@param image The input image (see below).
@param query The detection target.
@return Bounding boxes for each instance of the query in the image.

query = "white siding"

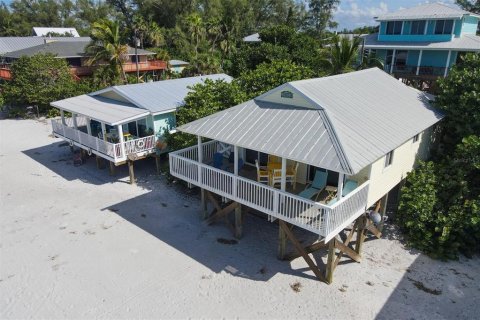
[258,87,315,109]
[98,91,132,103]
[366,126,434,207]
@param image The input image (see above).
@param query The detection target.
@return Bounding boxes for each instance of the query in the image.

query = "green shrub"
[398,137,480,259]
[46,108,60,118]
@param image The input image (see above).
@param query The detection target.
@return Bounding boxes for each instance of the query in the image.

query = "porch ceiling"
[50,94,149,126]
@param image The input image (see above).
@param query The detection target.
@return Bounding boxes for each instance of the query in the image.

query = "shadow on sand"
[374,251,478,319]
[22,141,163,189]
[100,185,339,282]
[24,139,336,282]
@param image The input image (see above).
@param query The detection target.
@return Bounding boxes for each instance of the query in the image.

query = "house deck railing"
[70,60,167,77]
[51,119,156,163]
[169,141,370,241]
[385,64,447,77]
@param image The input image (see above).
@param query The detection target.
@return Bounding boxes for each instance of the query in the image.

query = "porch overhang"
[50,94,150,126]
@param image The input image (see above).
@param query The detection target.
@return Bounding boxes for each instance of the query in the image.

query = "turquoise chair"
[298,169,328,200]
[327,180,358,205]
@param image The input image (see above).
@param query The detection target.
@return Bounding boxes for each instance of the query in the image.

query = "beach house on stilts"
[50,74,232,183]
[169,68,443,283]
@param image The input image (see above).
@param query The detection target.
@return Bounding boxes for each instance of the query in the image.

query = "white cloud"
[335,1,388,18]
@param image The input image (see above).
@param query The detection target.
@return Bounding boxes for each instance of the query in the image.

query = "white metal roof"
[50,95,149,125]
[375,3,479,21]
[243,33,261,42]
[0,37,90,55]
[363,33,480,51]
[169,59,189,66]
[33,27,80,37]
[92,74,233,114]
[178,68,443,175]
[3,40,154,58]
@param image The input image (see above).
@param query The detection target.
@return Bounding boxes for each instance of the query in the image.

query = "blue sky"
[334,0,458,30]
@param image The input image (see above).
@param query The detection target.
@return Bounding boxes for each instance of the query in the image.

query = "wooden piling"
[155,155,161,175]
[234,204,242,239]
[200,188,208,220]
[128,160,135,185]
[325,239,336,284]
[355,216,367,254]
[277,223,287,260]
[95,155,104,169]
[109,162,116,176]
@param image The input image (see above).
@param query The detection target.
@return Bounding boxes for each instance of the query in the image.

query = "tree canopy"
[2,54,93,111]
[0,0,341,73]
[397,53,480,259]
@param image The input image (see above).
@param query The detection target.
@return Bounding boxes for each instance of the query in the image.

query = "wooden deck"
[169,140,370,242]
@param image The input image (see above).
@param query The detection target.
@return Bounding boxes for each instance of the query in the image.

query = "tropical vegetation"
[397,53,480,259]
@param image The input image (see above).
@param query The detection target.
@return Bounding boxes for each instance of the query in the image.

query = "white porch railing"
[169,142,370,241]
[51,119,156,163]
[64,116,88,128]
[124,135,157,155]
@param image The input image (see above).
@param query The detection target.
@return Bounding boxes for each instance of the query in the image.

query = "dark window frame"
[386,21,403,35]
[435,19,454,34]
[410,20,426,35]
[384,150,394,168]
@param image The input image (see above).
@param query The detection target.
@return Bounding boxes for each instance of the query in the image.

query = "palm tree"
[186,13,204,60]
[133,16,164,48]
[357,51,385,71]
[321,35,362,75]
[86,19,129,84]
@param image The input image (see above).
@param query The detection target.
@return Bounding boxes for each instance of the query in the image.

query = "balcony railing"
[169,141,370,241]
[385,64,447,77]
[0,65,11,80]
[51,119,156,163]
[69,60,167,77]
[122,60,167,72]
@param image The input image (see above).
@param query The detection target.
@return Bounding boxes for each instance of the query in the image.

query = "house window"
[410,20,426,35]
[384,150,394,168]
[281,91,293,99]
[386,21,403,35]
[413,134,419,143]
[435,20,454,34]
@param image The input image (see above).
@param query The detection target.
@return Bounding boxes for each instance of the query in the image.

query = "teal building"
[363,3,480,79]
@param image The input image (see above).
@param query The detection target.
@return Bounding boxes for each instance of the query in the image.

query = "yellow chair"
[268,155,281,164]
[255,160,269,184]
[286,162,299,190]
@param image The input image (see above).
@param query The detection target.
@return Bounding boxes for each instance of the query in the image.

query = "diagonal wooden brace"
[205,201,238,225]
[279,220,326,282]
[333,219,360,269]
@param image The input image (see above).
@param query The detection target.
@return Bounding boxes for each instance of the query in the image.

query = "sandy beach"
[0,119,479,319]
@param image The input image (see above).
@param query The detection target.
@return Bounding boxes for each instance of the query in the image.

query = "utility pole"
[134,29,140,83]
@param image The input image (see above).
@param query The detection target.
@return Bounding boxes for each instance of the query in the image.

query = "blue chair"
[227,158,244,173]
[342,180,358,196]
[213,152,223,169]
[327,180,358,205]
[237,158,244,172]
[298,169,328,201]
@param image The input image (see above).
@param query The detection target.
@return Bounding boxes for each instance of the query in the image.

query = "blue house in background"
[363,3,480,80]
